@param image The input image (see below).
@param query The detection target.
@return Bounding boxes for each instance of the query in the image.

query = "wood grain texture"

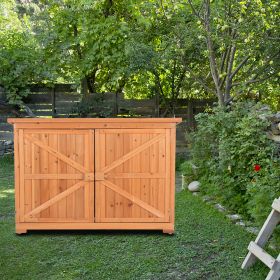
[11,118,181,233]
[94,129,169,223]
[19,130,92,223]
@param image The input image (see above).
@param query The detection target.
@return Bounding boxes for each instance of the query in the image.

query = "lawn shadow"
[19,229,173,237]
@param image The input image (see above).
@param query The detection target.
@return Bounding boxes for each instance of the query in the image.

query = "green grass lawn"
[0,155,268,280]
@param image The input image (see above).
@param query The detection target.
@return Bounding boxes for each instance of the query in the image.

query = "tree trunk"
[81,78,88,96]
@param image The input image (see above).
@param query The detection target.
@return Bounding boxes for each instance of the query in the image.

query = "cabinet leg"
[16,228,27,235]
[163,229,174,235]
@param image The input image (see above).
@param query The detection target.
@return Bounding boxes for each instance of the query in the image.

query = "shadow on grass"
[19,229,169,237]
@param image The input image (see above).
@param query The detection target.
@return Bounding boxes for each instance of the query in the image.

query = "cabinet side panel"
[14,127,20,225]
[165,129,171,221]
[170,127,176,225]
[18,129,25,223]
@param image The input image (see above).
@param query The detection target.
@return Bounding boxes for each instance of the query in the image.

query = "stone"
[203,196,212,202]
[187,181,200,192]
[259,114,268,121]
[270,112,280,122]
[271,123,280,135]
[236,221,246,227]
[267,132,280,143]
[226,214,241,221]
[246,227,259,235]
[214,203,226,212]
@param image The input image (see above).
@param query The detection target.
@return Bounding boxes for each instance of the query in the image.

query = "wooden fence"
[0,84,214,152]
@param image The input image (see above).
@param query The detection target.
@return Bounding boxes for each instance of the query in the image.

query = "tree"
[0,0,44,104]
[124,0,210,115]
[37,0,130,96]
[187,0,280,107]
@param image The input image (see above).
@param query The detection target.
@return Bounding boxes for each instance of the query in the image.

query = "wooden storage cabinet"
[8,118,181,234]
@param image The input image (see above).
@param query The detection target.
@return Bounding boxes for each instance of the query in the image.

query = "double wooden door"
[19,128,170,223]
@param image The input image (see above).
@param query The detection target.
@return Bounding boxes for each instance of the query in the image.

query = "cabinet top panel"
[8,118,182,129]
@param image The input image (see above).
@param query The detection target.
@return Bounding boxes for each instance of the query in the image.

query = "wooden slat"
[101,180,164,218]
[40,133,49,218]
[24,181,84,218]
[105,133,115,219]
[18,129,25,222]
[114,131,124,219]
[65,134,74,218]
[94,130,103,222]
[158,135,165,219]
[170,127,176,225]
[24,217,88,223]
[265,254,280,280]
[24,134,88,174]
[119,99,155,107]
[0,131,13,141]
[165,129,171,221]
[150,133,158,220]
[16,222,175,230]
[33,111,53,117]
[99,217,166,223]
[0,117,8,122]
[77,131,86,220]
[0,123,13,131]
[132,134,141,219]
[242,207,280,269]
[100,130,107,221]
[99,129,164,134]
[33,134,40,217]
[123,133,132,218]
[106,173,166,179]
[25,174,84,180]
[12,122,176,129]
[248,242,278,270]
[103,134,165,173]
[8,118,182,124]
[27,104,52,110]
[88,130,94,221]
[48,133,58,218]
[140,133,150,218]
[24,134,32,218]
[14,128,20,224]
[58,134,67,218]
[272,198,280,212]
[24,129,87,135]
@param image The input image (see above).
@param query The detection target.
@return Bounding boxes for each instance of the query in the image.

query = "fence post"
[154,92,160,117]
[115,92,119,116]
[51,86,56,118]
[187,100,194,128]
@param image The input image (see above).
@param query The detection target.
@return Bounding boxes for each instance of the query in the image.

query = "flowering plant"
[254,164,261,172]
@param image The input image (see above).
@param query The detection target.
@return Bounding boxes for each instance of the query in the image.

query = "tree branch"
[185,65,216,95]
[188,0,204,21]
[204,0,223,104]
[224,45,236,100]
[230,55,250,80]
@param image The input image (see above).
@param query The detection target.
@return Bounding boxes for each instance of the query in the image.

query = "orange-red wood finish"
[8,118,181,234]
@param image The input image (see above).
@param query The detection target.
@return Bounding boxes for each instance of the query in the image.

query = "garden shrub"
[181,101,280,228]
[179,161,198,185]
[70,93,113,117]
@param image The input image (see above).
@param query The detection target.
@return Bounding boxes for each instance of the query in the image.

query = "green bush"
[179,161,198,186]
[70,94,113,117]
[181,101,280,227]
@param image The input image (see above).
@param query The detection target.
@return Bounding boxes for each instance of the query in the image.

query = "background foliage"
[181,102,280,245]
[0,0,279,109]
